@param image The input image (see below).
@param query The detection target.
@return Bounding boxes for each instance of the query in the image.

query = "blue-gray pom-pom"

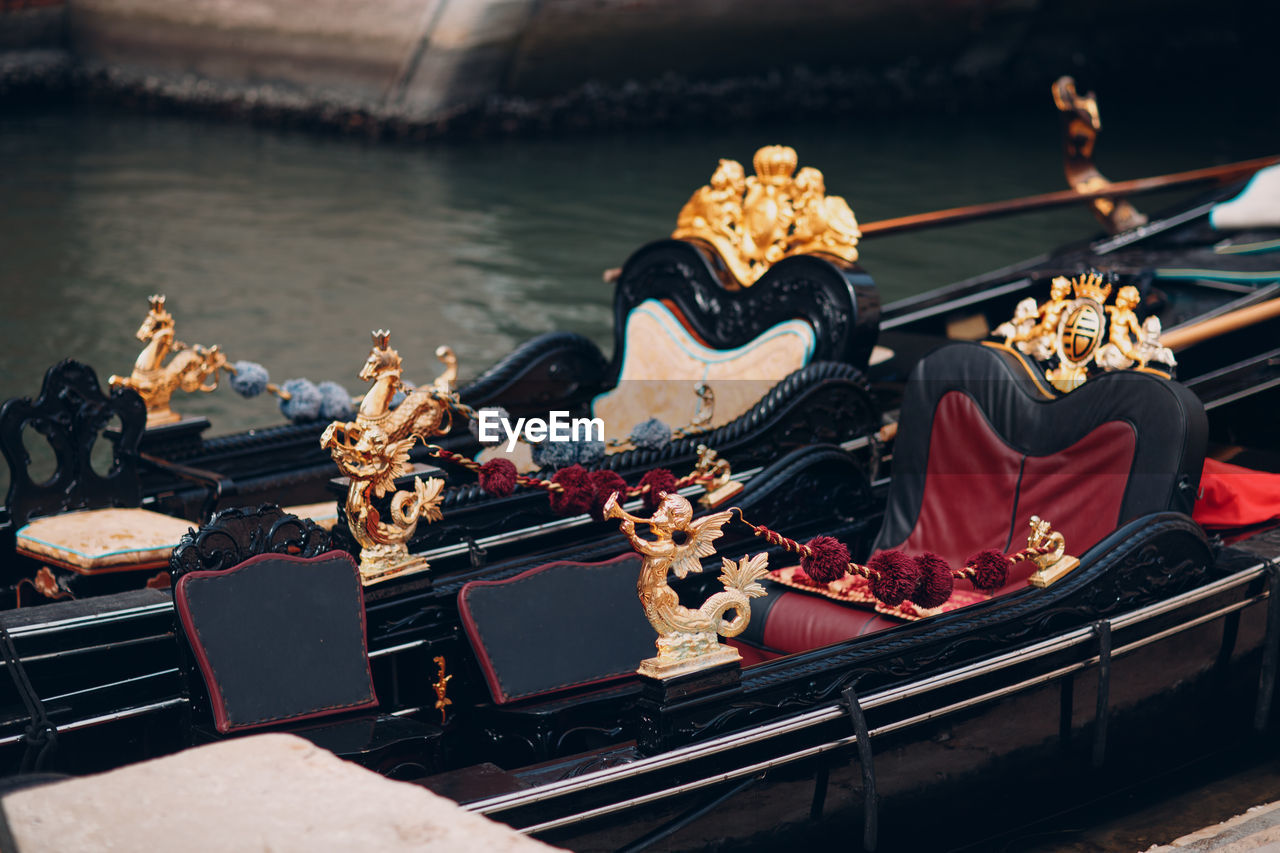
[317,381,355,421]
[630,418,672,451]
[230,361,270,398]
[576,437,606,465]
[469,407,510,445]
[280,378,323,422]
[533,440,578,470]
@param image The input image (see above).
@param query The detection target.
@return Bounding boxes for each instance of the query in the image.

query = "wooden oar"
[1163,297,1280,352]
[860,155,1280,237]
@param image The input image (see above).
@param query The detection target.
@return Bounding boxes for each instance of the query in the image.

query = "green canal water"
[0,103,1276,435]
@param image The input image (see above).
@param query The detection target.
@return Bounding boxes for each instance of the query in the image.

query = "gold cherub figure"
[603,491,769,678]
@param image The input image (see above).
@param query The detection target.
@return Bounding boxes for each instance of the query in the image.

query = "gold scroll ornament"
[320,331,456,585]
[672,145,861,287]
[603,491,770,679]
[109,295,228,427]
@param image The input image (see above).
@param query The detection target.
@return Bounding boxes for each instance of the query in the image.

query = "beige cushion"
[2,734,559,852]
[16,508,191,574]
[592,299,815,444]
[283,501,341,530]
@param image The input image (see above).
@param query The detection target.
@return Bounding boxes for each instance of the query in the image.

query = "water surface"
[1,104,1275,435]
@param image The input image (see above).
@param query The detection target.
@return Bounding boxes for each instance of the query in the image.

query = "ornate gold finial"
[1025,516,1080,587]
[603,491,769,679]
[1052,76,1146,234]
[432,656,453,724]
[672,145,860,287]
[694,444,742,508]
[993,272,1175,393]
[321,329,459,585]
[108,295,229,427]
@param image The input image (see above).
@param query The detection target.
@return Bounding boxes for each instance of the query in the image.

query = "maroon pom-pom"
[800,536,850,584]
[910,552,954,609]
[964,549,1010,592]
[478,458,518,498]
[588,469,629,521]
[638,469,678,512]
[549,465,593,516]
[866,550,920,606]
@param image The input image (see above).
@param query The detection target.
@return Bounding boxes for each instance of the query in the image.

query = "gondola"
[1,78,1279,851]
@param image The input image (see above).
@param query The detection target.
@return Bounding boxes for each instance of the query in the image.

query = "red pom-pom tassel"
[800,536,850,584]
[910,552,954,609]
[866,550,919,606]
[638,469,678,512]
[549,465,593,516]
[478,458,518,498]
[587,469,629,521]
[964,549,1010,592]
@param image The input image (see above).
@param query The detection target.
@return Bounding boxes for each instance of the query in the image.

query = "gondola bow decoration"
[672,145,861,287]
[321,331,456,584]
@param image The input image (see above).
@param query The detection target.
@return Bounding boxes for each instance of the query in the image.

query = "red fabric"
[898,392,1136,595]
[758,393,1143,655]
[1194,458,1280,528]
[761,592,899,652]
[896,393,1023,567]
[1007,419,1135,594]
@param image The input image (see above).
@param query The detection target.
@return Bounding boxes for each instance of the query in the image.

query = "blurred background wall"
[1,0,1273,134]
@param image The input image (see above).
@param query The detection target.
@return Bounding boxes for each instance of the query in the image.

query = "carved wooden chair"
[169,504,440,776]
[0,360,224,599]
[737,341,1208,655]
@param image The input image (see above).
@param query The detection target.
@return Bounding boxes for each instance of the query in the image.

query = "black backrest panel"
[459,554,653,704]
[175,551,377,732]
[612,240,880,374]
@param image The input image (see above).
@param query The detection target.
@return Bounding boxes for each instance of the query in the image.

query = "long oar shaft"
[860,155,1280,237]
[1163,297,1280,352]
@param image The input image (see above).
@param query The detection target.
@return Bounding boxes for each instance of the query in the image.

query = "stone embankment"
[0,0,1269,136]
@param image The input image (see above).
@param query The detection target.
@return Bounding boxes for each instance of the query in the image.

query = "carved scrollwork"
[168,504,332,580]
[666,515,1214,746]
[0,359,148,530]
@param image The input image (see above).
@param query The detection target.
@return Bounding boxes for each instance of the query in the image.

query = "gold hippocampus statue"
[320,331,457,584]
[109,295,228,426]
[604,491,770,678]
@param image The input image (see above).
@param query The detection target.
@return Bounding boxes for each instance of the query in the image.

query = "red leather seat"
[740,342,1207,656]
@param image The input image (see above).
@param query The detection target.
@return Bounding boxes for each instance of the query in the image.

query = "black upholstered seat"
[740,342,1208,655]
[170,505,439,775]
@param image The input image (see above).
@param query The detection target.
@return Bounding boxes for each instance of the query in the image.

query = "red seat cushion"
[895,392,1136,582]
[1194,457,1280,529]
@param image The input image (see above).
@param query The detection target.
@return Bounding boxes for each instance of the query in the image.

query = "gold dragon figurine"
[109,295,228,426]
[672,145,860,287]
[320,331,456,584]
[603,490,770,679]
